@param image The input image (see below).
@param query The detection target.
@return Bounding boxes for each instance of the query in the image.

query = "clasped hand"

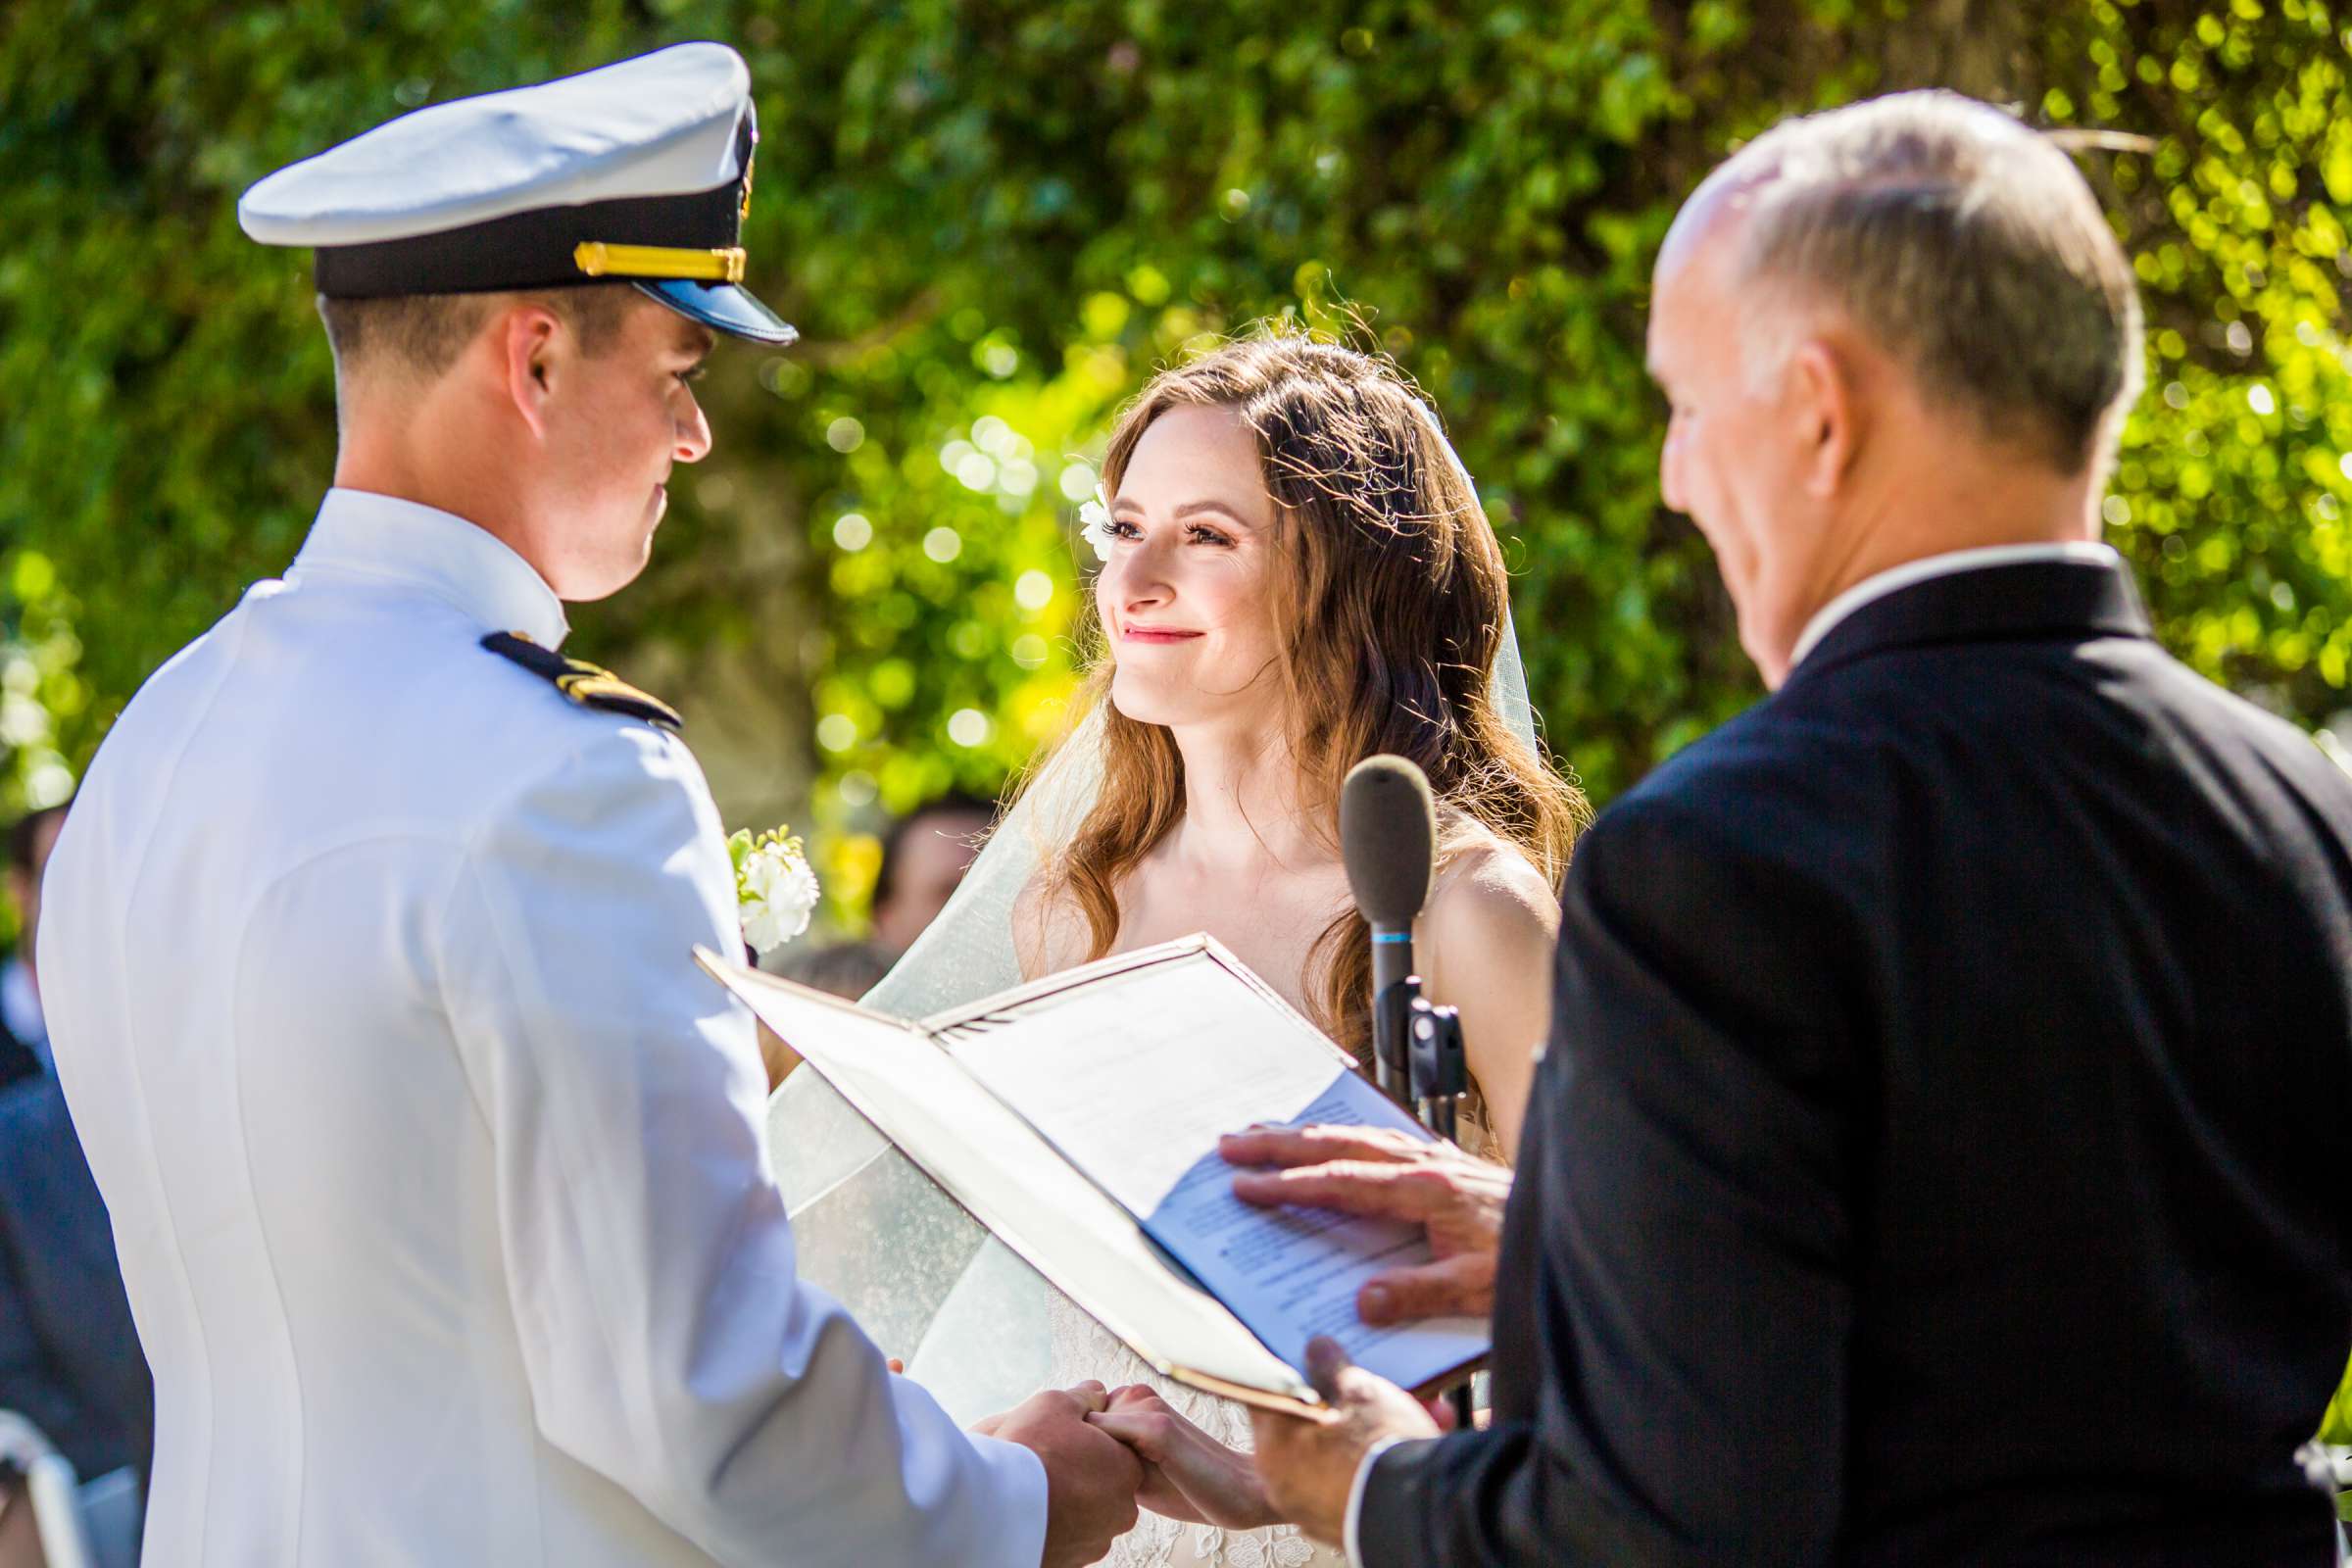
[980,1122,1511,1558]
[974,1382,1143,1568]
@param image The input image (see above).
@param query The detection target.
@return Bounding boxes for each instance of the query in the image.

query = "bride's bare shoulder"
[1423,831,1562,1160]
[1011,871,1095,980]
[1426,830,1561,953]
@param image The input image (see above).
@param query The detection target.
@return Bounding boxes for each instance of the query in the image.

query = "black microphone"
[1341,755,1436,1105]
[1343,758,1480,1433]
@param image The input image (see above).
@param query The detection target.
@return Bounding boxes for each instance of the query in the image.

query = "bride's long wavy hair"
[1025,331,1589,1060]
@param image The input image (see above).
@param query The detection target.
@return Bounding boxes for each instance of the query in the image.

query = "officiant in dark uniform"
[1233,89,2352,1565]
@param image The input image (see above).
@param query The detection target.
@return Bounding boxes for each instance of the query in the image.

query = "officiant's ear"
[1788,335,1865,500]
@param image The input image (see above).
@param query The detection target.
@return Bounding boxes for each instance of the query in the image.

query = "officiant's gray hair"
[1692,90,2143,477]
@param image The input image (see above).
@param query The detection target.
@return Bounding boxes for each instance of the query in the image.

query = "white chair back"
[0,1413,93,1568]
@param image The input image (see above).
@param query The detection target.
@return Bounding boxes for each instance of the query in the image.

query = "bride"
[769,331,1585,1563]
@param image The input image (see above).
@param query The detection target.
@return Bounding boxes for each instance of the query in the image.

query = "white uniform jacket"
[39,489,1047,1565]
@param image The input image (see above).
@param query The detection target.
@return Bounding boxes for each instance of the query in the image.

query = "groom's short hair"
[1708,91,2143,477]
[317,283,635,384]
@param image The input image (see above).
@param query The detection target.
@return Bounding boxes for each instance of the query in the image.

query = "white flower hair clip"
[1077,486,1115,564]
[729,824,820,956]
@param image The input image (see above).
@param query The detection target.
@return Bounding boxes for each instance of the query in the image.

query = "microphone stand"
[1397,993,1477,1434]
[1407,998,1467,1144]
[1372,967,1418,1104]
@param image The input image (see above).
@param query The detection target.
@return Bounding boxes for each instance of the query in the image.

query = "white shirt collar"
[287,488,570,652]
[1789,541,2122,672]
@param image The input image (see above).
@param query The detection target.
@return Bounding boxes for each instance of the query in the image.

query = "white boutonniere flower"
[1077,487,1115,563]
[729,825,820,956]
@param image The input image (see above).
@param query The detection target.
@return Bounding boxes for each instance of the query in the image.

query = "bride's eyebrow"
[1172,500,1255,527]
[1107,497,1256,527]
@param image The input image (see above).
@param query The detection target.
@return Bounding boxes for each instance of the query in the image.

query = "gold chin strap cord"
[572,241,747,283]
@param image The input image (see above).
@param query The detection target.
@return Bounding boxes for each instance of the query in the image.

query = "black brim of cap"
[634,278,799,346]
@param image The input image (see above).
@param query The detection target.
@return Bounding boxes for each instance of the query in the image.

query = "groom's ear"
[492,302,567,441]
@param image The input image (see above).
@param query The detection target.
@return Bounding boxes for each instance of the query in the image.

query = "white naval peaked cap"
[238,41,795,345]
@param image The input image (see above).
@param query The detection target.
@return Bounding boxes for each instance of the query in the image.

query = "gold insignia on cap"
[572,241,748,284]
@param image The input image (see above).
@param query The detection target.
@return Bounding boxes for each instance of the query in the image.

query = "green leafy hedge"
[5,0,2350,910]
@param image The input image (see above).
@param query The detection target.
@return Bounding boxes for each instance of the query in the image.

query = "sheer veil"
[762,400,1542,1424]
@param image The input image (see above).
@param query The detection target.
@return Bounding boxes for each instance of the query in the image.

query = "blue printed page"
[1139,1075,1488,1391]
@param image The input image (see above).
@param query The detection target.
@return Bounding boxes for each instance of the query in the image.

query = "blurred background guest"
[768,941,895,1005]
[0,798,153,1518]
[0,808,65,1085]
[868,791,994,959]
[770,791,995,1006]
[758,791,998,1088]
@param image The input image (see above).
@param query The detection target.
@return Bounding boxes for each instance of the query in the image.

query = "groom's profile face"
[517,296,718,603]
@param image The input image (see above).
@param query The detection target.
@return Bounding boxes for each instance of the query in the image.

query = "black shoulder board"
[481,631,683,732]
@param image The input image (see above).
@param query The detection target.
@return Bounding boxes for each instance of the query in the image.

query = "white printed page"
[944,947,1488,1391]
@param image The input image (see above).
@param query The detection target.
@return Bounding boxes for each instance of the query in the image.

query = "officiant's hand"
[1250,1337,1443,1547]
[1221,1124,1510,1324]
[1086,1383,1280,1530]
[978,1383,1145,1568]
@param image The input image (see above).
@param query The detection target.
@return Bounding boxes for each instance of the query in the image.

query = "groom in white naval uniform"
[35,43,1141,1566]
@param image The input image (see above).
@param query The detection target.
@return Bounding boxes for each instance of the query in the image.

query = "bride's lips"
[1119,623,1202,645]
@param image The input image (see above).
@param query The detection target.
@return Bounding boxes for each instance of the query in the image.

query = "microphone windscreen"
[1341,755,1437,926]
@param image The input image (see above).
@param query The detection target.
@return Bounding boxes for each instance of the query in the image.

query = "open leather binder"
[700,933,1489,1414]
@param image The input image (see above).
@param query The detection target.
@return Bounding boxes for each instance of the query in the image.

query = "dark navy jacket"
[1362,559,2352,1566]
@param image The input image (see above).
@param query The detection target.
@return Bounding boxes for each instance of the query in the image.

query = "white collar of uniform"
[288,488,570,652]
[1789,540,2122,672]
